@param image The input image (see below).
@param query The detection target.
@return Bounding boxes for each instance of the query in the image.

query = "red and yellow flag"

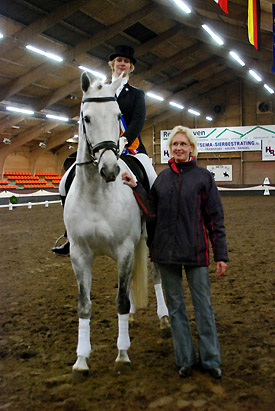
[248,0,261,50]
[214,0,228,14]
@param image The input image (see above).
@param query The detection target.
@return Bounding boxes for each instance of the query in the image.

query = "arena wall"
[142,80,275,185]
[2,80,274,185]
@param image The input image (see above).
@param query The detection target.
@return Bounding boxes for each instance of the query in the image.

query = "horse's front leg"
[115,250,134,369]
[70,243,94,375]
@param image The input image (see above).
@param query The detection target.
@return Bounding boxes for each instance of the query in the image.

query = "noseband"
[77,96,120,167]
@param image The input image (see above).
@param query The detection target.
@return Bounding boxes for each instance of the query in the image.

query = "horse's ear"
[110,73,124,95]
[81,72,91,92]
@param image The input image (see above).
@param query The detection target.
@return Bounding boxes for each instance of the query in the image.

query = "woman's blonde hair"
[167,125,198,157]
[108,58,135,74]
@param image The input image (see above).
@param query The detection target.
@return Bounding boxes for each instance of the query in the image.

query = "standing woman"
[122,125,228,379]
[53,45,155,254]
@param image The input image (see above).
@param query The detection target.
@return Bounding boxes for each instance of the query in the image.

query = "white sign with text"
[160,125,275,163]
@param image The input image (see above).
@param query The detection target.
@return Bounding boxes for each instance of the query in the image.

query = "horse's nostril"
[100,165,119,183]
[100,167,106,179]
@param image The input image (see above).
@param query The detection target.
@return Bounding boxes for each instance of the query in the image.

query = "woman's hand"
[216,261,227,277]
[122,171,137,188]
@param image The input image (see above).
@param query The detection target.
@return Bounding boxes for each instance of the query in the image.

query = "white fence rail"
[0,199,62,210]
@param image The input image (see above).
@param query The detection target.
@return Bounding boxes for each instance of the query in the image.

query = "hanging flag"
[214,0,228,14]
[273,4,275,72]
[248,0,261,50]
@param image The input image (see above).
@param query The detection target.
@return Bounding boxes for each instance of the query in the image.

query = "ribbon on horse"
[120,115,140,155]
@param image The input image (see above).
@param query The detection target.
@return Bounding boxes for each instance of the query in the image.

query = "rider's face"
[113,56,131,78]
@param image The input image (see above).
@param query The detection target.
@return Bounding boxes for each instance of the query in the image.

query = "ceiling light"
[11,125,20,129]
[172,0,191,14]
[39,142,47,148]
[0,33,3,39]
[188,108,200,116]
[249,69,262,82]
[6,106,34,115]
[146,92,164,102]
[169,101,184,110]
[202,24,224,45]
[26,44,63,62]
[263,84,274,94]
[46,114,68,122]
[229,51,245,66]
[79,65,107,81]
[68,145,75,150]
[206,116,213,121]
[3,138,11,144]
[74,134,79,138]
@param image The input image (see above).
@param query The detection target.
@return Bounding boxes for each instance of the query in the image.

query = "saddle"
[64,153,150,196]
[120,154,150,193]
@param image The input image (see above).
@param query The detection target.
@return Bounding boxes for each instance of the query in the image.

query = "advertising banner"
[262,139,275,161]
[160,125,275,163]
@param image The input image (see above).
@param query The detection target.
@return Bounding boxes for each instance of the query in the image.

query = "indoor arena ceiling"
[0,0,273,155]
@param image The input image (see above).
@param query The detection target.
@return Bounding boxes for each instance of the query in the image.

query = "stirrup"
[54,234,67,247]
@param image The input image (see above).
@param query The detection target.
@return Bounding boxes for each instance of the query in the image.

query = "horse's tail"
[131,227,148,309]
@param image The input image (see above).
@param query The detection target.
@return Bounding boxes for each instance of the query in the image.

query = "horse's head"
[79,72,124,182]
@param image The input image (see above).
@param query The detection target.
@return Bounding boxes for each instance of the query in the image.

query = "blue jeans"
[158,263,220,369]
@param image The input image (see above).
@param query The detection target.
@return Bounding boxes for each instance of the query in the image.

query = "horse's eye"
[84,115,90,123]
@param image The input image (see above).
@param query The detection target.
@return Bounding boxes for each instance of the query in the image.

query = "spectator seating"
[1,171,63,190]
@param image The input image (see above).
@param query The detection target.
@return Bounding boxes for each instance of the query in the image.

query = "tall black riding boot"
[52,195,70,255]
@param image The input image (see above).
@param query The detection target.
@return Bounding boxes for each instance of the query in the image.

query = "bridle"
[76,96,120,167]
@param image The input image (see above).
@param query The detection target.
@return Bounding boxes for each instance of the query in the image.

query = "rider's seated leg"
[52,163,76,255]
[133,153,157,189]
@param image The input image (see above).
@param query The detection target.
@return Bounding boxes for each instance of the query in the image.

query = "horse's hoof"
[160,315,171,338]
[72,368,89,383]
[114,361,132,375]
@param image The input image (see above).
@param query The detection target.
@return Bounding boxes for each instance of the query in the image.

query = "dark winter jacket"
[133,157,228,266]
[117,83,147,154]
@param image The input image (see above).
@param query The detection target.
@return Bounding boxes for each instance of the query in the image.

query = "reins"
[76,96,120,167]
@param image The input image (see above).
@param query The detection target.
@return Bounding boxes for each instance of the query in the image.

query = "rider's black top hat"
[109,45,136,65]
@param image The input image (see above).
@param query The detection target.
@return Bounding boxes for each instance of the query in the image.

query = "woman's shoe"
[207,367,222,379]
[179,366,192,378]
[52,238,70,255]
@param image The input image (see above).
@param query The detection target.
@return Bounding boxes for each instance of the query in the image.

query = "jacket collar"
[112,76,129,97]
[168,156,196,174]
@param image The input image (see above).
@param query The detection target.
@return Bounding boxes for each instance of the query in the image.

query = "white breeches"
[133,153,157,188]
[59,162,75,197]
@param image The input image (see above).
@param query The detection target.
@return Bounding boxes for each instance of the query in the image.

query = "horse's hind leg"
[70,246,93,375]
[151,263,171,337]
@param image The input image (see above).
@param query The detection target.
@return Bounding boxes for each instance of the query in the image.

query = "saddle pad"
[120,154,150,192]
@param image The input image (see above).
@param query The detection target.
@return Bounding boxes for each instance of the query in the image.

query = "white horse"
[64,73,168,375]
